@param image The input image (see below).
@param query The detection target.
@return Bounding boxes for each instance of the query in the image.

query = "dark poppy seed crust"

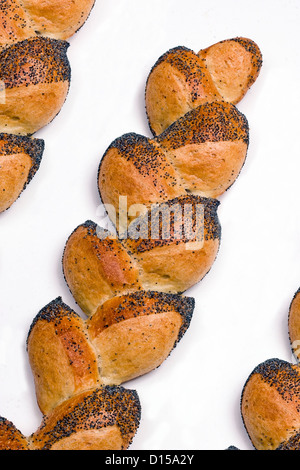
[101,132,179,190]
[0,133,44,183]
[33,386,141,450]
[27,296,81,345]
[126,194,221,253]
[91,290,195,345]
[0,36,71,89]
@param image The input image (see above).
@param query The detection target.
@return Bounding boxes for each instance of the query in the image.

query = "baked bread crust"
[0,133,44,212]
[0,0,95,210]
[0,36,71,135]
[241,289,300,450]
[62,198,220,314]
[0,20,263,448]
[146,37,262,135]
[241,358,300,450]
[99,101,249,207]
[27,294,194,415]
[0,0,95,48]
[0,386,141,450]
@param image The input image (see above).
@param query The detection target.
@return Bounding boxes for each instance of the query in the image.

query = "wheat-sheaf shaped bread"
[0,0,95,48]
[145,37,262,135]
[0,133,44,212]
[27,294,194,415]
[62,199,220,315]
[0,36,71,135]
[0,386,141,450]
[240,289,300,451]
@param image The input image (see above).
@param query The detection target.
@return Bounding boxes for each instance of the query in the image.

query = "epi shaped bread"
[146,37,262,135]
[241,289,300,450]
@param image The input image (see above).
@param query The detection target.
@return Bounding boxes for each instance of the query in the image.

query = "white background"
[0,0,300,451]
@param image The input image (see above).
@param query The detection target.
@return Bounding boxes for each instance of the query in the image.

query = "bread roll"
[99,102,249,208]
[0,386,141,450]
[63,221,142,317]
[0,0,95,49]
[0,36,71,135]
[241,358,300,450]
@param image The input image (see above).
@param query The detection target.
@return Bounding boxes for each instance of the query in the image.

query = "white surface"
[0,0,300,451]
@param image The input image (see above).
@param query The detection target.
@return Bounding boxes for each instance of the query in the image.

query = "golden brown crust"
[145,38,262,135]
[88,291,194,384]
[0,0,95,46]
[198,37,263,104]
[30,386,141,450]
[27,297,101,416]
[0,152,32,212]
[157,101,249,147]
[0,37,71,89]
[0,0,35,50]
[288,288,300,360]
[88,290,194,340]
[241,359,300,450]
[0,37,71,135]
[98,133,185,229]
[145,46,221,135]
[98,102,249,214]
[0,386,141,451]
[123,195,221,293]
[0,418,29,450]
[156,101,249,198]
[21,0,95,40]
[63,194,220,305]
[62,221,141,316]
[0,133,44,212]
[27,293,194,409]
[95,312,183,385]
